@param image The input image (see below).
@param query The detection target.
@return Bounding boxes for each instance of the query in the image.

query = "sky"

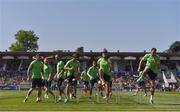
[0,0,179,52]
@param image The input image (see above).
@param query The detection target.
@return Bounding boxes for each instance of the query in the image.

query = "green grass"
[0,90,180,111]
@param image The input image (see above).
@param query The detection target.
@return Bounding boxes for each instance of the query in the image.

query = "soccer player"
[137,48,160,104]
[54,54,68,103]
[97,50,113,104]
[24,54,43,103]
[42,58,56,100]
[81,68,90,96]
[87,60,99,98]
[64,53,81,99]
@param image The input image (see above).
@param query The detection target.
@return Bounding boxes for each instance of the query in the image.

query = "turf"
[0,90,180,111]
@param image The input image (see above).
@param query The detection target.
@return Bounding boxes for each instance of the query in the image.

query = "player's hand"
[69,67,73,70]
[54,74,58,81]
[90,76,93,80]
[80,76,83,80]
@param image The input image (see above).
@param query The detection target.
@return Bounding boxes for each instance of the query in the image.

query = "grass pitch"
[0,90,180,111]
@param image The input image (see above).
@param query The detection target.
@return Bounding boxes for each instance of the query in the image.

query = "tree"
[76,46,84,53]
[9,30,39,52]
[166,41,180,53]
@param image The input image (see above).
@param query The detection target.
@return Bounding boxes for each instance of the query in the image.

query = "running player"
[97,50,113,104]
[87,60,99,98]
[54,54,68,103]
[137,48,160,104]
[24,54,43,103]
[81,68,90,96]
[42,58,56,100]
[64,53,81,99]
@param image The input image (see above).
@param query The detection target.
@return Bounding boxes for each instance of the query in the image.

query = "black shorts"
[90,78,99,88]
[83,81,89,87]
[147,69,157,80]
[137,81,145,87]
[42,80,51,88]
[104,74,111,82]
[57,77,64,86]
[66,75,75,84]
[109,80,112,87]
[31,78,42,89]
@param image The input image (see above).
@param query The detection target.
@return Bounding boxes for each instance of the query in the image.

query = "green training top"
[56,60,65,79]
[43,63,52,80]
[97,57,112,76]
[142,53,160,73]
[64,59,80,77]
[87,66,99,80]
[81,70,90,82]
[29,60,43,79]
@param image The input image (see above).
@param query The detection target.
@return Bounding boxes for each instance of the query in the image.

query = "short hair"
[151,48,157,52]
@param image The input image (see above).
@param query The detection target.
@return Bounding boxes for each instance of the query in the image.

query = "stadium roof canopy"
[169,56,180,60]
[124,56,136,60]
[2,56,14,59]
[0,51,180,60]
[17,56,29,59]
[160,56,167,60]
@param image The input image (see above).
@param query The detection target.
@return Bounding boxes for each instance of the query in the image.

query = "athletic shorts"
[57,77,64,86]
[90,78,99,88]
[83,81,89,87]
[147,69,157,80]
[42,80,52,88]
[31,78,42,89]
[66,75,75,84]
[137,80,145,87]
[104,74,111,82]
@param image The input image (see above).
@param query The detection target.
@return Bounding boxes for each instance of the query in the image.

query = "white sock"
[26,95,29,99]
[150,95,154,100]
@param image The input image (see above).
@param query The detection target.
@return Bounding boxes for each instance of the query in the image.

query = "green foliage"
[166,41,180,53]
[9,30,39,52]
[76,46,84,53]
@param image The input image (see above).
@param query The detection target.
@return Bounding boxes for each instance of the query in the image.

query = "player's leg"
[137,66,150,83]
[24,79,36,102]
[83,81,88,96]
[89,80,95,98]
[36,79,42,102]
[109,81,112,98]
[148,70,157,104]
[104,82,110,104]
[57,78,63,101]
[72,79,77,98]
[142,82,147,96]
[47,81,55,98]
[43,80,49,99]
[133,84,139,96]
[104,74,112,104]
[149,79,155,104]
[66,76,73,99]
[24,88,34,102]
[99,69,105,85]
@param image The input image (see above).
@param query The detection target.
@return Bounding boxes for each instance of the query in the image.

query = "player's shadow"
[158,103,180,106]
